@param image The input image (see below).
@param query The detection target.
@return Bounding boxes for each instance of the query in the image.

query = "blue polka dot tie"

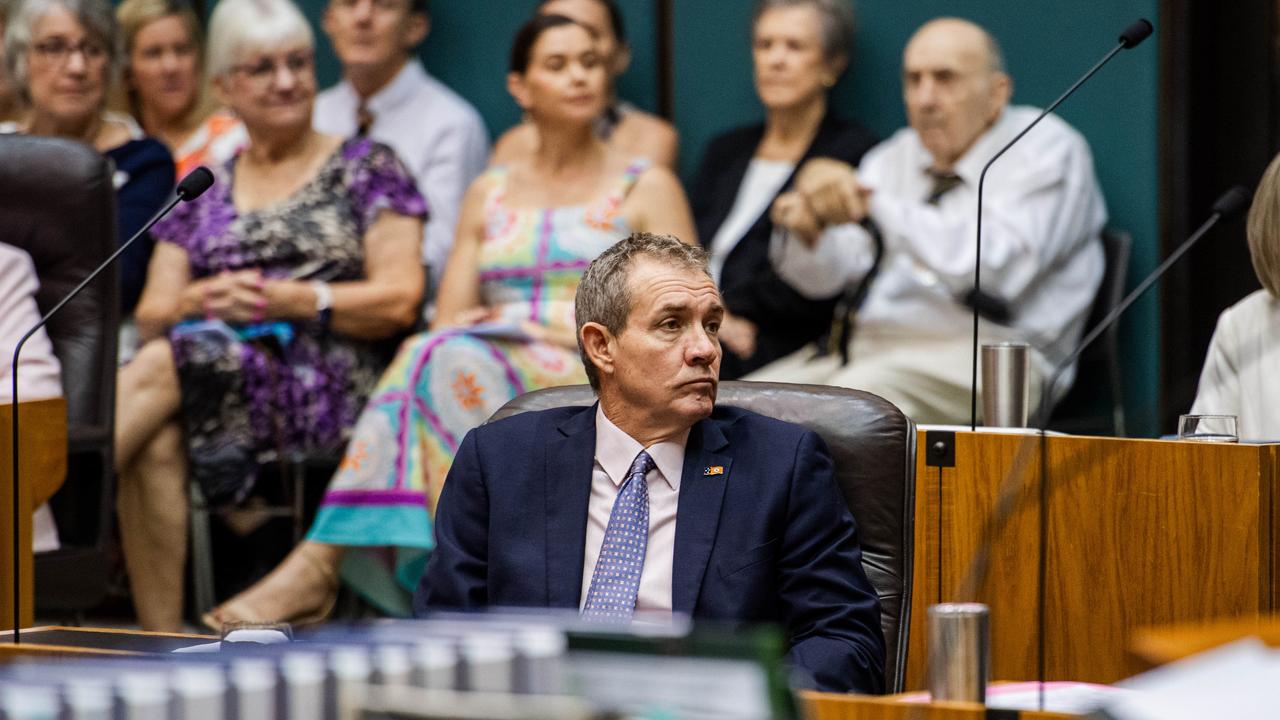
[582,450,655,621]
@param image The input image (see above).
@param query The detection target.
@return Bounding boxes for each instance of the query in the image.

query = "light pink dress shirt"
[580,405,688,616]
[0,242,63,552]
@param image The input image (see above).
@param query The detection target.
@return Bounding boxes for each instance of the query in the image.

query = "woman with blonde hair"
[114,0,245,176]
[1190,156,1280,440]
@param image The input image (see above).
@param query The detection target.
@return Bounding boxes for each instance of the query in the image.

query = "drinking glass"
[1177,414,1238,442]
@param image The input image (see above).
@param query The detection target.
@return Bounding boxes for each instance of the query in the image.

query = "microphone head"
[176,166,214,201]
[1212,185,1251,218]
[1119,18,1153,48]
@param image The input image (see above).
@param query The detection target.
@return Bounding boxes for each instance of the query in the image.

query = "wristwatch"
[310,280,333,328]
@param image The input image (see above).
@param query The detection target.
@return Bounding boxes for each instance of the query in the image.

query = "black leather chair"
[490,380,916,692]
[0,135,120,615]
[1050,229,1132,436]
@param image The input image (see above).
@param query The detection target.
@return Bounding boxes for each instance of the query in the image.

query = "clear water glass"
[1177,414,1238,443]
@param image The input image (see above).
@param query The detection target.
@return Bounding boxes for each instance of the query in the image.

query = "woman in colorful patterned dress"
[204,12,697,629]
[114,0,426,631]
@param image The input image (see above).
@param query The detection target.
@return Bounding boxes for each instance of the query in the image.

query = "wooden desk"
[903,431,1276,688]
[0,398,68,631]
[800,691,1078,719]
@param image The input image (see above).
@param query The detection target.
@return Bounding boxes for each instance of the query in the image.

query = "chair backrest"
[0,135,119,435]
[1050,229,1131,436]
[0,135,120,611]
[490,380,917,692]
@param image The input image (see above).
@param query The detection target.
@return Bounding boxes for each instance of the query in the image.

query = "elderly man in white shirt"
[314,0,489,298]
[757,17,1106,424]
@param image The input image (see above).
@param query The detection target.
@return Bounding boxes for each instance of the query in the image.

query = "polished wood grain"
[905,431,1277,688]
[800,691,1078,719]
[1130,614,1280,666]
[0,399,68,631]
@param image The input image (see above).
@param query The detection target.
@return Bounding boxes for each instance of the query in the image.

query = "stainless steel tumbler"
[981,342,1031,428]
[927,602,990,703]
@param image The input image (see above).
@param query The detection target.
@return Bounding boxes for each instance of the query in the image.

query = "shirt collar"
[916,106,1013,188]
[361,59,428,116]
[594,404,686,492]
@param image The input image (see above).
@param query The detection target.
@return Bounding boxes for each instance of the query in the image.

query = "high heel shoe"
[201,542,340,633]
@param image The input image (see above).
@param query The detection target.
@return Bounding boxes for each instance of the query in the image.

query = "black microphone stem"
[970,40,1129,430]
[10,190,183,643]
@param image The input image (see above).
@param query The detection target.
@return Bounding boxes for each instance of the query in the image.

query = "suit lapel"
[544,405,597,609]
[672,416,732,614]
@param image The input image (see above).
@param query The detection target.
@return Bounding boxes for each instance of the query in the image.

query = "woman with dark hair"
[692,0,876,377]
[204,12,696,630]
[491,0,678,168]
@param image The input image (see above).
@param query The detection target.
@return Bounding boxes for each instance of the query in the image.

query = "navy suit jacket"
[413,403,886,693]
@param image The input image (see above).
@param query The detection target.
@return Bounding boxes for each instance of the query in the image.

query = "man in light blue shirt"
[314,0,489,300]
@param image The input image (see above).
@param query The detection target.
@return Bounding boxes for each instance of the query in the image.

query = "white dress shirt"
[314,60,490,286]
[1190,289,1280,440]
[772,106,1106,388]
[580,405,687,616]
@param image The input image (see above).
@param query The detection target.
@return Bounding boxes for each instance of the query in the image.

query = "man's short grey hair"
[751,0,855,62]
[5,0,120,102]
[575,233,712,392]
[206,0,313,79]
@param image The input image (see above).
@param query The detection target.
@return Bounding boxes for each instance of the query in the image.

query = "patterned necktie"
[356,103,375,137]
[925,170,963,205]
[581,450,655,621]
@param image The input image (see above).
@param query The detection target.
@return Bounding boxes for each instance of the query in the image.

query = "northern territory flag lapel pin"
[703,465,725,476]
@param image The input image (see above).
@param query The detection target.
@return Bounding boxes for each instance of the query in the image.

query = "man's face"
[323,0,425,72]
[902,21,1009,171]
[606,257,723,430]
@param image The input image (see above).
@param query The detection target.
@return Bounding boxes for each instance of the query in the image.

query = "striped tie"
[581,450,655,621]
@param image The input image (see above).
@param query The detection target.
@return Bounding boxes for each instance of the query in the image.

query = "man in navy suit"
[414,233,885,693]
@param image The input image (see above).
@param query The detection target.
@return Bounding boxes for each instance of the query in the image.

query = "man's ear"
[404,11,429,48]
[321,5,337,40]
[990,71,1013,114]
[507,71,531,110]
[580,322,616,381]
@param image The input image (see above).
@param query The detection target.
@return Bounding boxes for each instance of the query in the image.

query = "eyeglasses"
[31,38,109,65]
[333,0,413,12]
[230,51,314,86]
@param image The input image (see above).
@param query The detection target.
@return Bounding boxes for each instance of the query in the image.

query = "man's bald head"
[902,17,1012,172]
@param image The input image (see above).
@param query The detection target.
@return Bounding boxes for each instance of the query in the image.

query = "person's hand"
[446,306,496,328]
[771,192,824,248]
[794,157,871,226]
[718,313,758,359]
[199,269,268,323]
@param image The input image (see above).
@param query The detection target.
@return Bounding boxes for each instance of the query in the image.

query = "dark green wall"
[294,0,1162,435]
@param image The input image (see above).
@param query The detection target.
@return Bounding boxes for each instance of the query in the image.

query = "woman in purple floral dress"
[113,0,426,632]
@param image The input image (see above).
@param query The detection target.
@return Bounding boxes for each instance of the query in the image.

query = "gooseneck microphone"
[1027,185,1246,707]
[968,18,1154,430]
[9,166,214,642]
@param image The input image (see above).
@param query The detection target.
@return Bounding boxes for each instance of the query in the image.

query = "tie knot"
[628,450,655,479]
[356,103,375,137]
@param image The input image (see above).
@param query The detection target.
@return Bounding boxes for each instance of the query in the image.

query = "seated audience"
[314,0,488,298]
[3,0,175,316]
[691,0,876,378]
[491,0,678,169]
[203,13,696,630]
[759,18,1106,423]
[114,0,426,631]
[0,241,63,553]
[115,0,247,178]
[1190,151,1280,439]
[417,233,885,694]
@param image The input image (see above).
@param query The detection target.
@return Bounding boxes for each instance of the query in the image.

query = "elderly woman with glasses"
[114,0,426,631]
[2,0,174,315]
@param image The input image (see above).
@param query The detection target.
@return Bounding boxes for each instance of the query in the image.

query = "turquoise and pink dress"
[308,159,649,612]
